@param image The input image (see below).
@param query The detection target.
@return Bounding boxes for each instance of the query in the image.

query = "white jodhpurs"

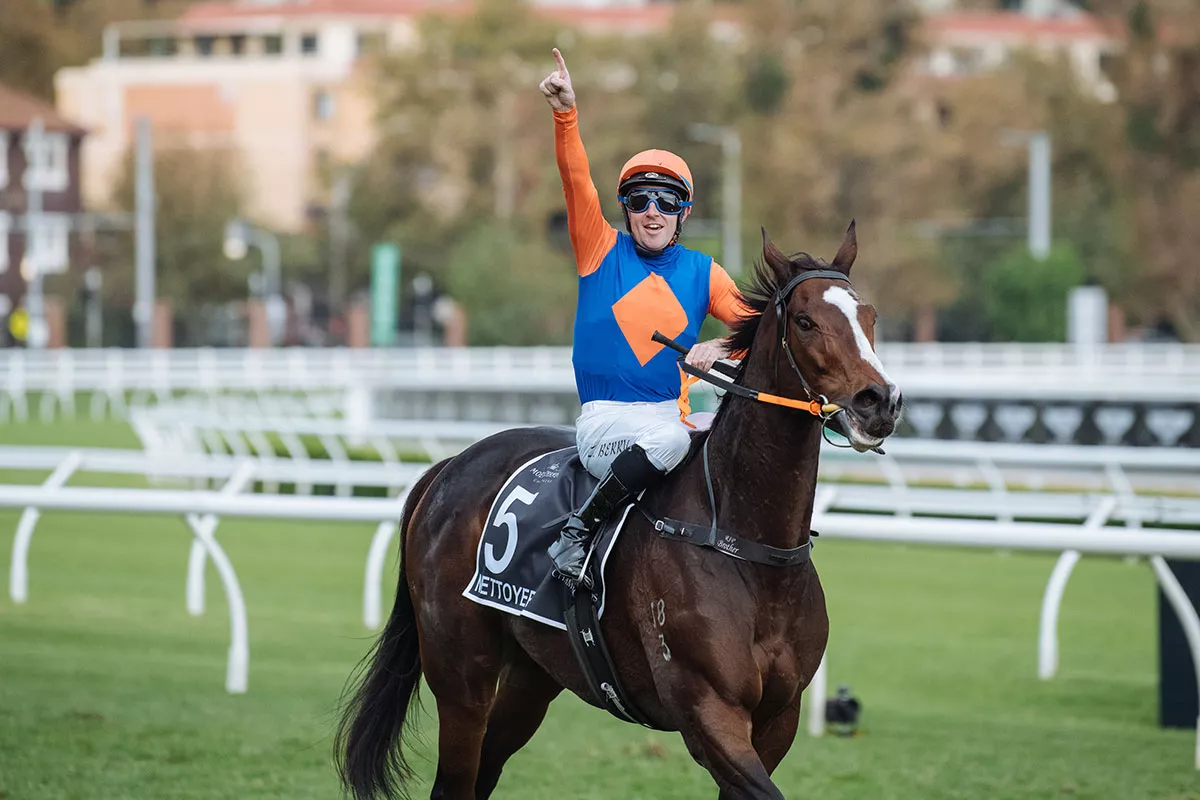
[575,399,714,480]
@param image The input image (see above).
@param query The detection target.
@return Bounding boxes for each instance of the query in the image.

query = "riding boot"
[550,444,664,586]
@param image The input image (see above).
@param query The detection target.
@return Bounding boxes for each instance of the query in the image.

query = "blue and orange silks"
[554,107,748,405]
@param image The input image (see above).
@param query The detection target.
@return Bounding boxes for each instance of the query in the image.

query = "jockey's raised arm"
[554,109,617,278]
[542,49,617,278]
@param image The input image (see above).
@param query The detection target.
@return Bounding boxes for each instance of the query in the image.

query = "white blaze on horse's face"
[822,286,896,395]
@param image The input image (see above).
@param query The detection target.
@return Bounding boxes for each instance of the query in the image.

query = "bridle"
[664,268,882,453]
[665,268,850,419]
[770,268,852,418]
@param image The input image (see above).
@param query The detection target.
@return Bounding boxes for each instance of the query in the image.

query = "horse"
[336,221,902,800]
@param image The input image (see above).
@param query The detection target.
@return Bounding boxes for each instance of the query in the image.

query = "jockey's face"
[627,194,691,252]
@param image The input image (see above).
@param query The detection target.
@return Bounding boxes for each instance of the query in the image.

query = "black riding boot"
[550,444,664,586]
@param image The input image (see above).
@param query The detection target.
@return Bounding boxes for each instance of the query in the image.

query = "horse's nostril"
[852,384,888,413]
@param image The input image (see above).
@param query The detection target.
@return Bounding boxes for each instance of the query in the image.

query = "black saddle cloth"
[462,446,634,630]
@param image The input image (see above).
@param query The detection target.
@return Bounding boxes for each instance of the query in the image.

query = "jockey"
[539,48,749,584]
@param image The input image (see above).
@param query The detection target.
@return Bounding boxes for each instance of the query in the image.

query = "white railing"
[128,402,519,474]
[3,343,1199,422]
[0,447,427,694]
[4,343,1199,382]
[5,434,1200,766]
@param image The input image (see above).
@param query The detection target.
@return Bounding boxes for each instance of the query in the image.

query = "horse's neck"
[702,369,823,552]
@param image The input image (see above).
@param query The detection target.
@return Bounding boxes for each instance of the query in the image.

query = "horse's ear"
[831,220,858,275]
[761,227,792,284]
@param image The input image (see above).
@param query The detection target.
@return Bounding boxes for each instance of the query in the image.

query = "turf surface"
[1,418,1197,799]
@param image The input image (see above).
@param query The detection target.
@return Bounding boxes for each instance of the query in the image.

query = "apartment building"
[0,84,88,344]
[54,0,731,235]
[55,0,399,233]
[54,0,1122,236]
[922,1,1121,101]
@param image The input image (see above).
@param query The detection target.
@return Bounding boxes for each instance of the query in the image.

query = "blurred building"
[52,0,1120,238]
[54,0,737,236]
[0,84,88,346]
[922,1,1120,101]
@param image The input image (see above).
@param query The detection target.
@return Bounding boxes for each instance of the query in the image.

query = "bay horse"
[336,222,901,799]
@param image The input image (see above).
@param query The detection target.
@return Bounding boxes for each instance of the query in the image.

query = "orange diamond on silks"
[611,274,688,366]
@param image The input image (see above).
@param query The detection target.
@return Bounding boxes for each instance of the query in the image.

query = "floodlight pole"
[689,123,743,276]
[23,117,47,349]
[1001,129,1052,261]
[134,116,156,347]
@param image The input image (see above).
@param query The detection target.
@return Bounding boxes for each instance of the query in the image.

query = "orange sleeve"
[708,261,752,326]
[554,107,617,278]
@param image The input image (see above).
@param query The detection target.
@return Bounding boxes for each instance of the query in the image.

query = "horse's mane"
[688,249,832,448]
[725,249,830,374]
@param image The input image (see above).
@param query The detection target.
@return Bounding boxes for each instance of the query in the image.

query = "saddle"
[462,447,628,625]
[463,438,818,728]
[462,446,655,726]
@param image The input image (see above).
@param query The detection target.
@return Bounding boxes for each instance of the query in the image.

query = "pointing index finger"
[552,47,567,77]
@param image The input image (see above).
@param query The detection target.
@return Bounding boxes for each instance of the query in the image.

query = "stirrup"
[553,562,595,593]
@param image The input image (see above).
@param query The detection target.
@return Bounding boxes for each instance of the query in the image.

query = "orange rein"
[676,364,841,429]
[755,392,841,417]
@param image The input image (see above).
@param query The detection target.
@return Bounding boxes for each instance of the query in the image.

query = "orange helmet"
[618,150,694,202]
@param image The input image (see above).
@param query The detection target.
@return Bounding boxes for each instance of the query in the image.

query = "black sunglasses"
[618,189,692,216]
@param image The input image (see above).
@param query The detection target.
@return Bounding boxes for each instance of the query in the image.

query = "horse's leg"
[713,703,802,799]
[749,703,801,775]
[473,649,563,800]
[676,692,784,800]
[419,605,504,800]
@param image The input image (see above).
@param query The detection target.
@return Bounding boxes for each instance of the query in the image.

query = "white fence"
[4,343,1200,423]
[4,434,1200,766]
[128,400,520,477]
[1,447,425,695]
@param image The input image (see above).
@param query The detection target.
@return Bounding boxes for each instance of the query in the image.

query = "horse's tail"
[335,457,452,800]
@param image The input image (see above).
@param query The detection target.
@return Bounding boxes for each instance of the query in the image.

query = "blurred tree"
[733,0,963,336]
[0,0,71,98]
[983,243,1086,341]
[1085,0,1200,339]
[624,2,744,208]
[105,147,249,307]
[442,223,576,345]
[928,53,1133,339]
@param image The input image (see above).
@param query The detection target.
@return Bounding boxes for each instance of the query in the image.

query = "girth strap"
[635,437,816,568]
[564,588,660,730]
[649,516,814,567]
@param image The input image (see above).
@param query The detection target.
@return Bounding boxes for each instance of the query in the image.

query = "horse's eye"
[794,315,815,332]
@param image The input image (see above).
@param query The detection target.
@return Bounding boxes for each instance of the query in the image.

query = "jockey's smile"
[624,193,691,253]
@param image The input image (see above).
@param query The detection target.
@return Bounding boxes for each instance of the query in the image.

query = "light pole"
[1001,129,1052,261]
[22,117,48,349]
[688,123,743,276]
[134,116,156,348]
[224,219,285,346]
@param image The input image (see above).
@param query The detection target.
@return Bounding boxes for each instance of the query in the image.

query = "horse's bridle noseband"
[664,268,851,418]
[772,269,852,417]
[662,267,883,452]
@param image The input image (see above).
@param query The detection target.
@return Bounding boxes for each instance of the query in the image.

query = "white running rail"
[4,437,1200,766]
[3,343,1199,421]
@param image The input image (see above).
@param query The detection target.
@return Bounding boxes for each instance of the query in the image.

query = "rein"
[661,267,852,425]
